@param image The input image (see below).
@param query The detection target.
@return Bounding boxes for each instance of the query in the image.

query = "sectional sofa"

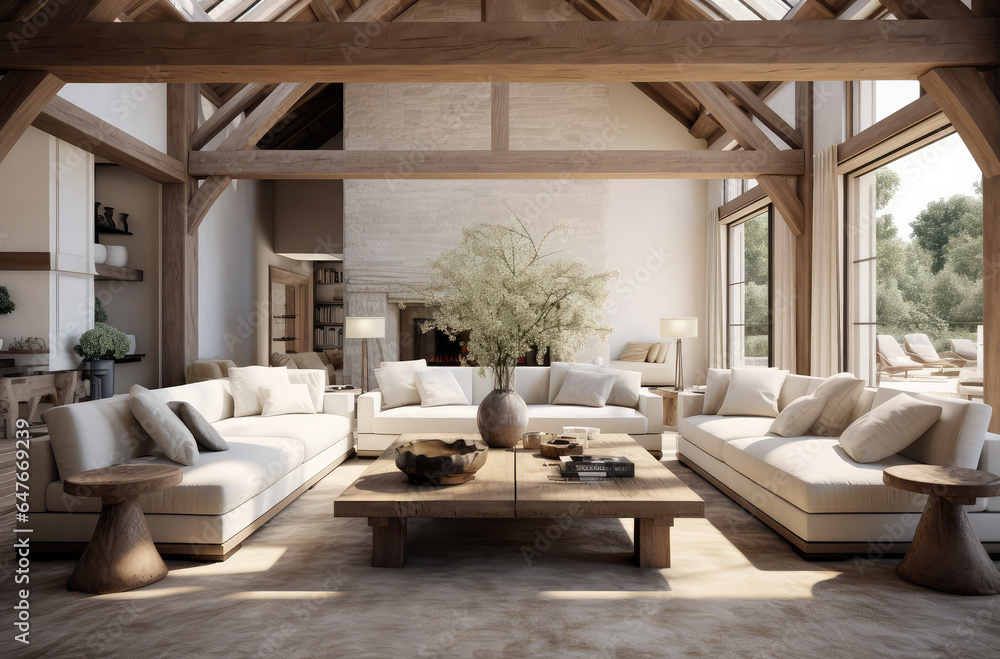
[358,364,664,457]
[677,373,1000,556]
[29,371,354,560]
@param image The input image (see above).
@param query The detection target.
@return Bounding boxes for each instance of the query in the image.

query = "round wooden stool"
[883,464,1000,596]
[64,464,182,594]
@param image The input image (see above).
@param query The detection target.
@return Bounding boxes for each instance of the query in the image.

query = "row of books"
[315,327,343,348]
[316,306,345,324]
[316,267,343,284]
[559,455,634,479]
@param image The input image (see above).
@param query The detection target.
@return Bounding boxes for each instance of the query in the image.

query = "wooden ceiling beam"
[0,70,63,163]
[2,19,995,83]
[685,80,805,235]
[920,67,1000,178]
[717,80,803,149]
[191,81,273,149]
[879,0,976,19]
[208,0,257,21]
[188,148,806,179]
[310,0,340,21]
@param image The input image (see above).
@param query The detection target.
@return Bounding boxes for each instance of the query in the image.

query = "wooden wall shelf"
[0,252,50,271]
[0,350,49,354]
[95,264,143,282]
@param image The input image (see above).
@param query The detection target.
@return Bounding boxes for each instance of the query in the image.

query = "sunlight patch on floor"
[170,546,288,576]
[94,586,205,600]
[223,590,344,600]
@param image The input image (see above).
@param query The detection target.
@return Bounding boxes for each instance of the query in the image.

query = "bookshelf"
[314,261,344,351]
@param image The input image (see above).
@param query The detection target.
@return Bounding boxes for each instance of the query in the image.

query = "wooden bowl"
[395,438,489,486]
[539,438,584,458]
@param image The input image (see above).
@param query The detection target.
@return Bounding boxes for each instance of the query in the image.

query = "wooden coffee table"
[64,464,182,594]
[883,464,1000,595]
[335,433,704,568]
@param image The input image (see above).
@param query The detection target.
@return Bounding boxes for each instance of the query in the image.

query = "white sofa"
[677,373,1000,556]
[31,372,354,560]
[358,365,664,457]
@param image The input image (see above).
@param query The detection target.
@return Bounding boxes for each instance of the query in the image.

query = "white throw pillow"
[810,372,866,436]
[288,368,325,413]
[415,369,470,407]
[229,366,290,417]
[129,385,199,465]
[374,359,428,410]
[717,368,788,418]
[552,370,617,408]
[839,395,942,463]
[702,368,731,415]
[260,383,317,417]
[548,362,641,408]
[769,396,826,437]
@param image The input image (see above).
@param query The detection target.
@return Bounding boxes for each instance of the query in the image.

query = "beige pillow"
[552,370,617,408]
[374,359,428,409]
[619,342,652,362]
[769,396,825,437]
[702,368,731,415]
[645,343,662,363]
[655,342,671,364]
[270,352,296,369]
[839,395,942,463]
[547,362,641,408]
[717,368,788,418]
[415,370,469,407]
[229,366,291,417]
[260,383,317,416]
[810,372,866,436]
[129,385,199,466]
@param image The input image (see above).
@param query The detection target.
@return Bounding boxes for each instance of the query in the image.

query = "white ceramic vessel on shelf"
[104,245,128,268]
[94,243,107,265]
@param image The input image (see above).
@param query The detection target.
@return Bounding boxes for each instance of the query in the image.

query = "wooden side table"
[883,465,1000,595]
[649,388,681,427]
[64,464,182,594]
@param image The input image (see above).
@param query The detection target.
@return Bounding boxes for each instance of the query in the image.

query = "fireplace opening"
[414,319,471,366]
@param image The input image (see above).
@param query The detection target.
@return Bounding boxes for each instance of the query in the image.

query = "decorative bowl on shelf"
[104,245,128,268]
[395,438,488,486]
[94,243,107,265]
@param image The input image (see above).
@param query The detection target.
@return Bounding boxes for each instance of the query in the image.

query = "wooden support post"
[162,83,199,387]
[795,81,813,376]
[985,174,1000,434]
[484,1,512,151]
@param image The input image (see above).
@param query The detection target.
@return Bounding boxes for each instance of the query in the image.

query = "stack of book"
[559,455,634,479]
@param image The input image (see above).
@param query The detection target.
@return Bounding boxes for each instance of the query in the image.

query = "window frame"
[726,204,774,369]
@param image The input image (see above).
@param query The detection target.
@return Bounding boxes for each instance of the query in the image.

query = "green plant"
[74,323,130,361]
[94,296,108,324]
[0,285,14,315]
[423,218,617,391]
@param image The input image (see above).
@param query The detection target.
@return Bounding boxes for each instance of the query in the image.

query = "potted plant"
[424,219,616,447]
[74,323,130,398]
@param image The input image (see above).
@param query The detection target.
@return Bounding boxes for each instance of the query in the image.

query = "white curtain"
[772,210,797,372]
[706,208,727,369]
[811,146,844,376]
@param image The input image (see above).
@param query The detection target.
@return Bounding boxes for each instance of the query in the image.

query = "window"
[728,208,772,367]
[722,178,753,204]
[853,80,922,136]
[847,133,983,384]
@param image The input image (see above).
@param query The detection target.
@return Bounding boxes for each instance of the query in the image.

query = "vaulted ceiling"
[2,0,887,149]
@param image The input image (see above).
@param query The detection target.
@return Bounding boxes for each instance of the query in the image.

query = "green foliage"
[875,168,983,351]
[424,219,618,390]
[0,285,14,315]
[74,323,130,361]
[94,296,108,324]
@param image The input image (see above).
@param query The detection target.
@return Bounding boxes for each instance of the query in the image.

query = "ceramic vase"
[477,368,528,449]
[86,359,115,399]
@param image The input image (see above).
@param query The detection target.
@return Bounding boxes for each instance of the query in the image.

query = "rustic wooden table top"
[335,433,704,521]
[883,464,1000,499]
[63,464,183,499]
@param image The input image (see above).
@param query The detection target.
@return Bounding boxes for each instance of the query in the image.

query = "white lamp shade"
[345,317,385,339]
[660,317,698,338]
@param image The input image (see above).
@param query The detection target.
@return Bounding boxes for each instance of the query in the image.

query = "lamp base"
[674,338,684,392]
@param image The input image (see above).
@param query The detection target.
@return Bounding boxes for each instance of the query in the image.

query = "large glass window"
[728,209,772,367]
[847,133,983,385]
[853,80,922,135]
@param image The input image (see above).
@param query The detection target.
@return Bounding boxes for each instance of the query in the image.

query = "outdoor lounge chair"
[904,333,967,368]
[875,335,924,378]
[950,338,979,362]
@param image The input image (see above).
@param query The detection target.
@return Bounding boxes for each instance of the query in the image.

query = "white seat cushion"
[47,436,305,516]
[212,414,351,461]
[678,415,775,460]
[371,404,649,435]
[722,436,928,514]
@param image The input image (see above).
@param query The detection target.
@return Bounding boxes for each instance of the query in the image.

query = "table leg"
[369,517,407,568]
[897,495,1000,596]
[67,495,168,594]
[634,517,673,569]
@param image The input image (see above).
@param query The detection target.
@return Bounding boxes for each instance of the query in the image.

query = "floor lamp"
[660,318,699,392]
[345,317,385,393]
